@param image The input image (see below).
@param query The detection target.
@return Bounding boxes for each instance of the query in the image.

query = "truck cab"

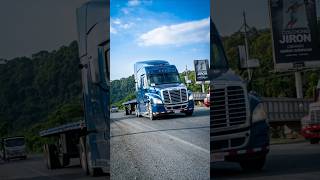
[211,18,269,171]
[134,60,194,120]
[77,0,109,175]
[1,136,27,161]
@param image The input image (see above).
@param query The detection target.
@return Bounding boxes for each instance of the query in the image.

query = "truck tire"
[85,139,103,177]
[239,155,266,171]
[79,137,89,175]
[136,105,141,117]
[148,103,154,120]
[44,144,61,169]
[59,154,70,167]
[310,138,319,144]
[185,110,193,116]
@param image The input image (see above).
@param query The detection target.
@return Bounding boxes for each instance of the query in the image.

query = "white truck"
[1,136,27,161]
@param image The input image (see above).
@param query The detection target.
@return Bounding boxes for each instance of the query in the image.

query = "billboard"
[194,59,209,81]
[269,0,320,71]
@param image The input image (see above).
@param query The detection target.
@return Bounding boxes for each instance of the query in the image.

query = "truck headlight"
[153,98,163,104]
[252,103,267,123]
[188,94,193,100]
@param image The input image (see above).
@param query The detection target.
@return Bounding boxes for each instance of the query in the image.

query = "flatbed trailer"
[123,99,137,115]
[40,121,86,169]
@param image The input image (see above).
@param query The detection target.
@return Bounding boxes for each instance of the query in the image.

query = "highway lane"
[0,154,108,180]
[212,142,320,180]
[110,107,210,180]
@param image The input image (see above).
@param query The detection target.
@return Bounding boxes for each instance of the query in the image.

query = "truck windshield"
[148,73,180,85]
[211,22,229,70]
[5,138,25,147]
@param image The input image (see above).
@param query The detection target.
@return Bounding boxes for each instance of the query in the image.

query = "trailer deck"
[39,121,86,137]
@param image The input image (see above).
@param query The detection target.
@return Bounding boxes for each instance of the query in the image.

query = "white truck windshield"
[5,138,25,147]
[148,73,180,85]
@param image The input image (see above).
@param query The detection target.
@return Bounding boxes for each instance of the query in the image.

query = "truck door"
[138,74,147,113]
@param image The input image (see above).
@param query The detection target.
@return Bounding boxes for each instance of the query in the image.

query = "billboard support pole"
[295,71,303,98]
[201,81,205,93]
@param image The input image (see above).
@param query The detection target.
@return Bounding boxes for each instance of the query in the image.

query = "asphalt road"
[0,154,108,180]
[110,107,210,180]
[212,142,320,180]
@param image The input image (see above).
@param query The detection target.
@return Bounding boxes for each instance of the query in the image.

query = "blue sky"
[110,0,210,80]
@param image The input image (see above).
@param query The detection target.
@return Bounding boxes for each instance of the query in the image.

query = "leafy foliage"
[0,41,82,152]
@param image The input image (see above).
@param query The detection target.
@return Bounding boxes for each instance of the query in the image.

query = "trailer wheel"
[44,144,61,169]
[310,138,319,144]
[79,137,89,175]
[239,155,266,171]
[59,154,70,167]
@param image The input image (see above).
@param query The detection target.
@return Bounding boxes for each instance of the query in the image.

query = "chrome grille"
[210,86,247,129]
[162,88,188,104]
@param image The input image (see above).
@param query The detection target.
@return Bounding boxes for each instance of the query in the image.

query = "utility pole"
[184,65,189,86]
[295,71,303,98]
[242,11,252,81]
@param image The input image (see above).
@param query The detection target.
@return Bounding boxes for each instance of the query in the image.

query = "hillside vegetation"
[0,28,319,151]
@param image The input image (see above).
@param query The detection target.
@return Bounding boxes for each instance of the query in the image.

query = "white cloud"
[111,18,135,31]
[112,18,122,25]
[110,25,117,34]
[121,8,130,14]
[138,17,210,46]
[128,0,140,6]
[120,22,134,29]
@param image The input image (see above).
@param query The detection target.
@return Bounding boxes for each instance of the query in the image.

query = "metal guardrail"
[262,97,312,122]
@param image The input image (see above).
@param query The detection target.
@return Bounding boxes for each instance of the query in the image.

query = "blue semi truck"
[134,60,194,120]
[40,0,109,176]
[210,17,270,170]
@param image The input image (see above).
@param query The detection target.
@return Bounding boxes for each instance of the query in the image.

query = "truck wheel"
[310,138,319,144]
[239,155,266,171]
[59,154,70,167]
[148,103,154,120]
[79,137,89,175]
[86,149,103,176]
[136,105,141,117]
[44,144,61,169]
[185,111,193,116]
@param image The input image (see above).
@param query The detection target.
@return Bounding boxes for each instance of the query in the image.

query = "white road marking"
[117,119,210,154]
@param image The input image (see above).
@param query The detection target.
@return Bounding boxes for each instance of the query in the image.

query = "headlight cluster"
[252,103,267,123]
[153,98,163,104]
[188,94,194,100]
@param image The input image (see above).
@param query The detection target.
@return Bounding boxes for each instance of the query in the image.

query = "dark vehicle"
[134,60,194,120]
[40,0,109,176]
[210,18,269,171]
[1,136,27,161]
